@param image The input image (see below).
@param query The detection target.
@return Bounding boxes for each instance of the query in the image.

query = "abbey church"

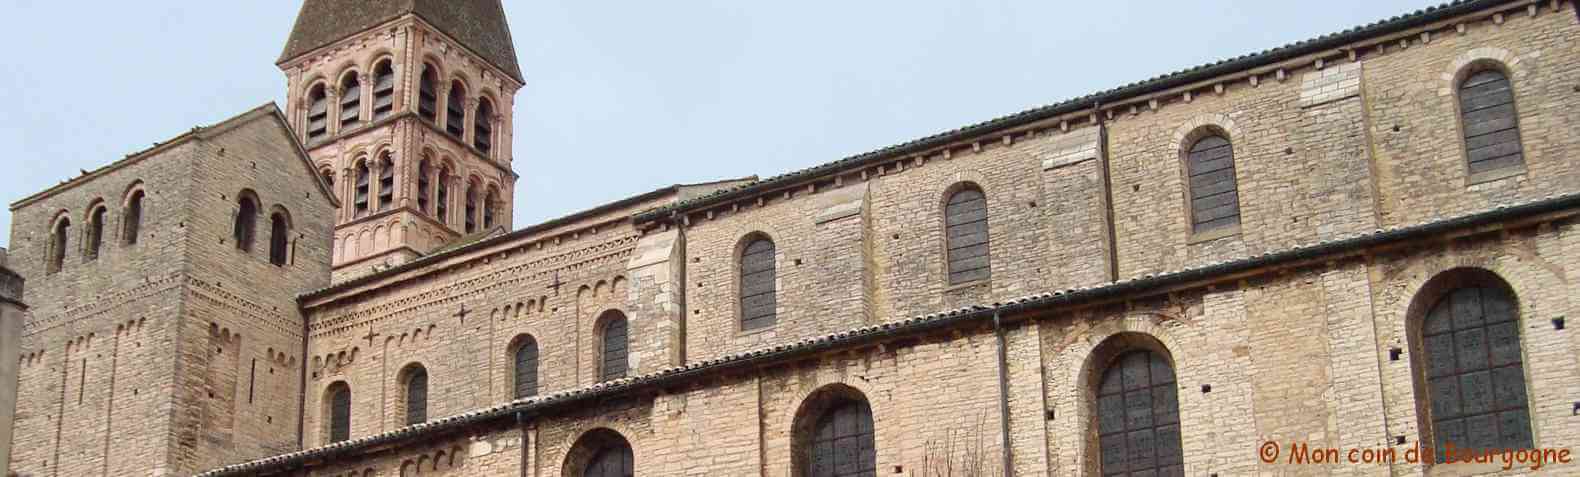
[3,0,1580,475]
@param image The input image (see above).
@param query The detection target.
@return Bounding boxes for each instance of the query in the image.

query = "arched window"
[372,60,395,120]
[377,152,395,212]
[353,161,370,218]
[805,399,876,477]
[1096,350,1182,477]
[269,212,290,266]
[446,81,467,138]
[326,382,351,443]
[234,194,258,252]
[418,65,438,123]
[566,429,634,477]
[85,205,107,261]
[513,336,539,399]
[1416,278,1531,455]
[464,183,478,233]
[944,186,990,285]
[404,365,428,425]
[320,168,335,188]
[599,311,628,381]
[1184,134,1240,234]
[436,167,451,225]
[122,190,144,246]
[48,218,70,274]
[483,187,499,229]
[305,83,329,142]
[739,236,776,330]
[417,160,432,214]
[474,97,494,154]
[340,72,361,128]
[586,443,634,477]
[1459,69,1525,175]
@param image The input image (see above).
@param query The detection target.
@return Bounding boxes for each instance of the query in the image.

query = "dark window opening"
[585,441,634,477]
[483,188,498,229]
[48,219,70,274]
[405,366,427,425]
[328,383,351,443]
[122,190,144,246]
[340,72,361,128]
[446,81,466,138]
[945,187,990,285]
[1097,350,1183,477]
[474,98,494,154]
[464,184,478,233]
[269,213,290,266]
[1420,286,1532,457]
[377,154,394,212]
[514,338,539,399]
[806,399,876,477]
[436,168,450,225]
[354,162,370,218]
[1186,135,1240,234]
[234,195,258,252]
[418,65,438,123]
[306,84,329,142]
[417,160,432,214]
[740,237,777,330]
[85,206,106,261]
[1459,69,1525,175]
[600,312,629,381]
[372,60,395,120]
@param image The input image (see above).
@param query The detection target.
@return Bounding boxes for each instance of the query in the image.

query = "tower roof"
[278,0,523,83]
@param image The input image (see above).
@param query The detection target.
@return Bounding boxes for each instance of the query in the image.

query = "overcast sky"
[0,0,1429,249]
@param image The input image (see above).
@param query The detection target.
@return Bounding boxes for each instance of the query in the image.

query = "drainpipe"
[993,311,1013,476]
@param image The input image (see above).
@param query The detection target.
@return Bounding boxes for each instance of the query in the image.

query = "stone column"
[0,258,27,476]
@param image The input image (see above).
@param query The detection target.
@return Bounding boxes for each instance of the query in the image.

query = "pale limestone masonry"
[7,1,1580,476]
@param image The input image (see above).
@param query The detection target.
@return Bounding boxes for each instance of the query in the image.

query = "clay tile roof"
[278,0,524,83]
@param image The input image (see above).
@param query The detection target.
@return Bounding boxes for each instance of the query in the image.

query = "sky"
[0,0,1430,249]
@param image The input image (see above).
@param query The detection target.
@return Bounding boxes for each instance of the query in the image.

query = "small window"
[404,365,428,425]
[340,72,361,128]
[327,382,351,443]
[1458,69,1525,175]
[1096,350,1182,477]
[320,169,335,188]
[418,65,438,123]
[474,98,494,154]
[513,337,539,399]
[372,60,395,120]
[377,153,394,212]
[417,160,432,214]
[1185,134,1240,234]
[234,194,258,252]
[446,81,466,138]
[944,186,990,285]
[305,84,329,142]
[85,205,106,261]
[464,183,478,233]
[48,218,71,274]
[122,190,144,246]
[483,187,498,229]
[354,161,370,218]
[599,311,628,381]
[739,237,776,330]
[436,168,451,225]
[269,212,290,266]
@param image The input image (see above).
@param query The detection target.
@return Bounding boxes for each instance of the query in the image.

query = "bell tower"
[277,0,524,282]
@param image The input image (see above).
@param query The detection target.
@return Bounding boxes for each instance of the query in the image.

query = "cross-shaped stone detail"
[362,328,380,347]
[454,304,470,324]
[547,271,565,296]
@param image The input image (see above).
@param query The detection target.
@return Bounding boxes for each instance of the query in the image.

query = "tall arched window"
[513,336,539,399]
[436,167,451,225]
[234,194,258,252]
[404,365,428,425]
[305,83,329,142]
[417,160,432,214]
[567,430,634,477]
[464,183,478,233]
[483,187,499,229]
[326,382,351,444]
[418,65,439,123]
[1096,350,1182,477]
[1185,134,1240,234]
[85,205,107,261]
[944,186,990,285]
[805,398,876,477]
[353,161,370,218]
[739,236,776,330]
[48,218,70,274]
[1415,276,1531,455]
[446,81,467,138]
[377,152,395,212]
[122,190,144,246]
[340,72,362,128]
[599,311,628,381]
[372,60,395,120]
[1459,69,1525,175]
[474,97,494,154]
[269,212,290,266]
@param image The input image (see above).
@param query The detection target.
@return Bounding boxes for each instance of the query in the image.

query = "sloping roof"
[278,0,524,83]
[634,0,1519,223]
[199,190,1580,477]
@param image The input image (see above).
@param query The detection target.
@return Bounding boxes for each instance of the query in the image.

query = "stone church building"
[5,0,1580,475]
